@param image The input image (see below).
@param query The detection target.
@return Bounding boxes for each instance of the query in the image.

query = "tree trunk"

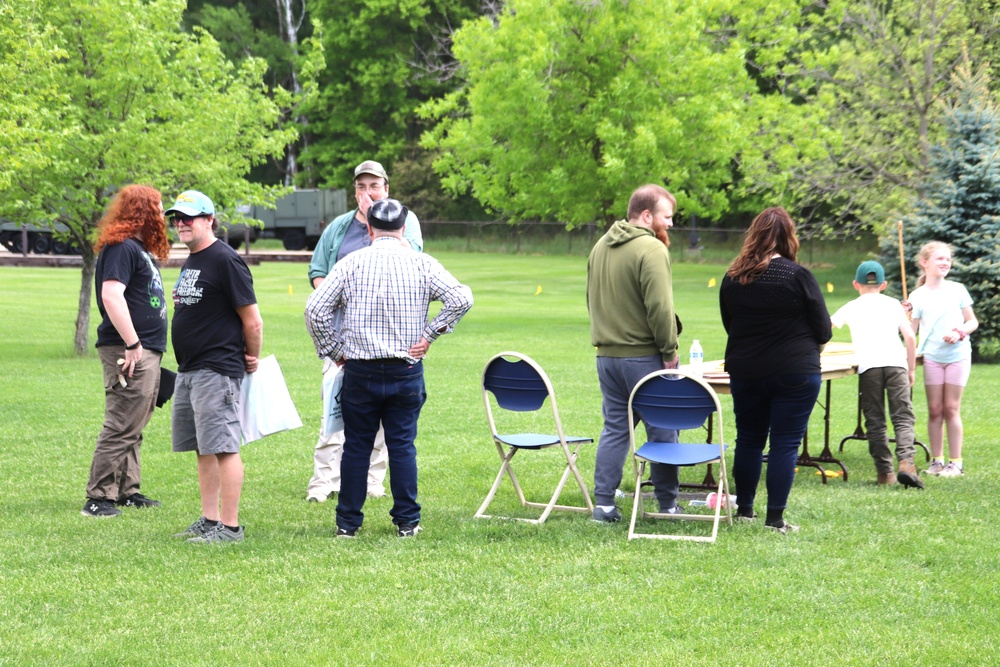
[276,0,304,185]
[74,243,96,356]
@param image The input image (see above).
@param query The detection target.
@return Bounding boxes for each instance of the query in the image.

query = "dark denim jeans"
[730,373,821,512]
[337,360,426,532]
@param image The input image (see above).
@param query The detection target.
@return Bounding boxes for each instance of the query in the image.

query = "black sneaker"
[591,506,622,523]
[397,523,423,538]
[336,527,357,539]
[187,524,244,544]
[117,493,161,508]
[81,498,121,518]
[173,516,217,539]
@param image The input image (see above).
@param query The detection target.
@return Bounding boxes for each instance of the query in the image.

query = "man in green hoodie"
[587,184,681,523]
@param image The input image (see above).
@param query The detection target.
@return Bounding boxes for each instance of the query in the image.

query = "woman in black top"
[83,185,171,518]
[719,207,832,533]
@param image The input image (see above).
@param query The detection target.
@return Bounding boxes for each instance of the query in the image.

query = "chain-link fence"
[420,220,745,257]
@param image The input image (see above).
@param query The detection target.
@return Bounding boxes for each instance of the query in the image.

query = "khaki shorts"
[172,369,242,455]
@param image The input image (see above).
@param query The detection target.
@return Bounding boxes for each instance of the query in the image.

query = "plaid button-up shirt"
[305,237,473,364]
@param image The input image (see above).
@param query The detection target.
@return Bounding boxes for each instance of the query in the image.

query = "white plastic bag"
[240,354,302,444]
[321,360,344,438]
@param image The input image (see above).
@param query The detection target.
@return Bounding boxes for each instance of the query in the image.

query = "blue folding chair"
[475,352,594,524]
[627,370,732,542]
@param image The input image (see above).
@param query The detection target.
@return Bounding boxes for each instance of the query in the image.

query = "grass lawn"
[1,246,998,666]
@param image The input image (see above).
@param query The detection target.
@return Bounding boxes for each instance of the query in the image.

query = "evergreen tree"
[882,57,1000,360]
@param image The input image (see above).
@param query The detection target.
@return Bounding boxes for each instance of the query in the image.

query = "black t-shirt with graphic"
[171,241,257,379]
[95,238,168,352]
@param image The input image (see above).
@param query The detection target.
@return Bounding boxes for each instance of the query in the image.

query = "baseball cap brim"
[165,190,215,217]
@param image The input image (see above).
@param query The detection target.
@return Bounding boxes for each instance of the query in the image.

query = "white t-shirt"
[909,280,973,363]
[831,293,909,373]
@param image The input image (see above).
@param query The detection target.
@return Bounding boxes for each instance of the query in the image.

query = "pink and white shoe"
[938,462,965,478]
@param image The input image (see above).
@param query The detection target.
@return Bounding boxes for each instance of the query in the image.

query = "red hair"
[94,185,170,261]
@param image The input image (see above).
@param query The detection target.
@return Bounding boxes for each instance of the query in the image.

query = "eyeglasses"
[354,182,385,193]
[170,213,204,226]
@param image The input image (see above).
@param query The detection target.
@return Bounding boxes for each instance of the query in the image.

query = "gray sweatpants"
[594,355,680,509]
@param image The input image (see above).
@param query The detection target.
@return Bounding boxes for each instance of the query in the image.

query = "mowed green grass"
[1,248,999,666]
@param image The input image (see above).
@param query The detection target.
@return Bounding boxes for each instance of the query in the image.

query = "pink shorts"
[923,358,971,387]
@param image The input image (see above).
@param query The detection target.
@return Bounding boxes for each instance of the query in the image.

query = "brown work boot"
[877,471,896,485]
[897,459,925,489]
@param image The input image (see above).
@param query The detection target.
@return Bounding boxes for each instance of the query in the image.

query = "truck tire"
[51,239,70,255]
[282,229,307,251]
[31,234,52,254]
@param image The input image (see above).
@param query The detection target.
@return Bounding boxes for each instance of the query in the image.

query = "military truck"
[224,188,349,251]
[0,221,79,254]
[3,189,349,254]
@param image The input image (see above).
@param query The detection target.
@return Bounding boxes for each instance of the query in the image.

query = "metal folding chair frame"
[627,370,732,542]
[475,352,595,524]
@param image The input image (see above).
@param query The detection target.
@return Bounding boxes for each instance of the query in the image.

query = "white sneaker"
[925,461,946,476]
[938,462,964,478]
[367,486,386,498]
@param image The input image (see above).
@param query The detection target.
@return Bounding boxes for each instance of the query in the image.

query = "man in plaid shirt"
[305,198,473,538]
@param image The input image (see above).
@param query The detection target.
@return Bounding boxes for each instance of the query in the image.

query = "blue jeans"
[337,360,426,532]
[594,356,679,509]
[730,373,821,512]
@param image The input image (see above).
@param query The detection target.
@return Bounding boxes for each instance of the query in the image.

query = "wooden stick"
[897,220,908,301]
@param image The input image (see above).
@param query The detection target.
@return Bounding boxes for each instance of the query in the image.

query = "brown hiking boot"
[877,471,896,485]
[897,459,925,489]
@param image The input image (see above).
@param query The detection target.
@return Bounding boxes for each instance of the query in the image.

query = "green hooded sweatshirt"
[587,219,677,361]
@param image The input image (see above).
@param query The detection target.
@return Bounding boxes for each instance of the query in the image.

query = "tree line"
[2,0,999,356]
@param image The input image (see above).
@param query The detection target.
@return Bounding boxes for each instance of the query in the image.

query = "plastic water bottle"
[688,339,704,378]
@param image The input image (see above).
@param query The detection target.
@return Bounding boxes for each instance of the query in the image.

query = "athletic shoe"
[81,498,121,518]
[926,460,946,476]
[117,493,161,508]
[591,506,622,523]
[734,509,758,523]
[307,490,336,503]
[397,524,423,538]
[765,519,800,534]
[367,486,386,499]
[336,527,357,539]
[938,462,964,478]
[663,504,686,515]
[187,524,244,544]
[173,516,216,539]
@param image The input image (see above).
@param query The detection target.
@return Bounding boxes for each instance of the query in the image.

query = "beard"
[654,227,670,248]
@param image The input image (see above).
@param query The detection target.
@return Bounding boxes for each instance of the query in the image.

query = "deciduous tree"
[187,0,325,186]
[0,0,294,355]
[300,0,482,191]
[766,0,1000,233]
[883,59,1000,360]
[420,0,819,227]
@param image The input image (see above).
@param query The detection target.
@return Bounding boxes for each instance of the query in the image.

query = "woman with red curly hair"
[82,185,171,518]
